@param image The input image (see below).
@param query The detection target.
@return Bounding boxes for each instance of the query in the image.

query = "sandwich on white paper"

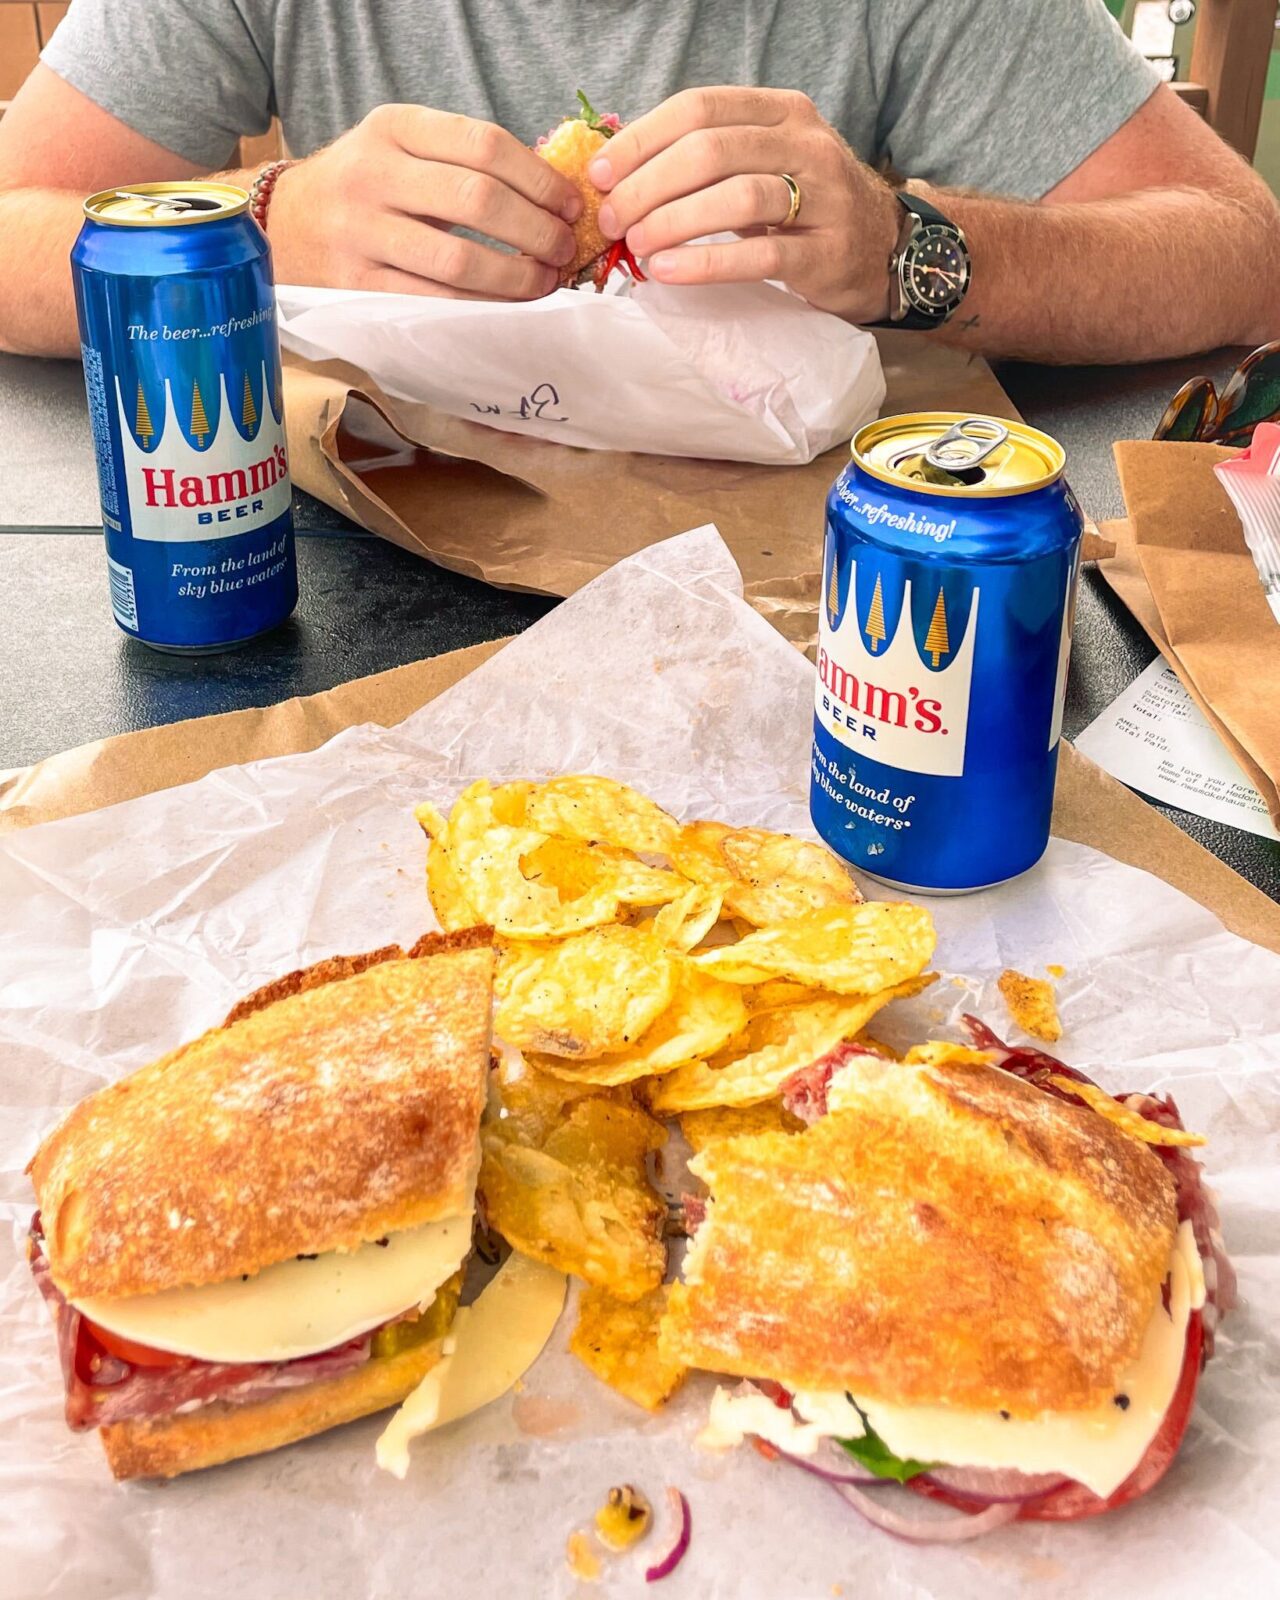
[664,1030,1231,1535]
[27,928,494,1480]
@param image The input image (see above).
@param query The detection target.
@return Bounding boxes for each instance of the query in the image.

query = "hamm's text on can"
[811,413,1084,894]
[71,182,297,653]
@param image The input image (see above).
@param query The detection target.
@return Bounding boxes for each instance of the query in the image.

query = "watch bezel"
[895,217,971,324]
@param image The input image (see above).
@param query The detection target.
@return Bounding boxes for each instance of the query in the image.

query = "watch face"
[901,224,971,317]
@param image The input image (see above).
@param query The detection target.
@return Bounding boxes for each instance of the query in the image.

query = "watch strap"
[897,190,952,233]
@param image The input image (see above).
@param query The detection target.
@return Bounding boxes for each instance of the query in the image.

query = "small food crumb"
[997,968,1062,1042]
[566,1530,602,1582]
[595,1484,652,1551]
[1046,963,1066,979]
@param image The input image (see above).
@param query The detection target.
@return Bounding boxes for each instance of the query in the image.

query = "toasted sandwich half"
[665,1037,1227,1532]
[535,91,644,290]
[27,927,494,1480]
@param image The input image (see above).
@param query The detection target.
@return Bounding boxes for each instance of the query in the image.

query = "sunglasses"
[1154,340,1280,448]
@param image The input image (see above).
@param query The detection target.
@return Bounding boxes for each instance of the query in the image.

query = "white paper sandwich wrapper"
[275,271,885,464]
[2,527,1279,1600]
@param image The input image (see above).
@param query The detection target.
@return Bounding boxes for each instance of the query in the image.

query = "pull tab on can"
[923,417,1010,473]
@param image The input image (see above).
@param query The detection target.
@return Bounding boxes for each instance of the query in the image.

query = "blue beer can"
[70,182,297,653]
[812,413,1084,893]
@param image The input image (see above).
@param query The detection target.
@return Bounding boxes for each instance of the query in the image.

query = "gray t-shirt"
[42,0,1157,202]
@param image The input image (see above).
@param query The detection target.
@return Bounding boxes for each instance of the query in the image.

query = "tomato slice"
[82,1318,193,1370]
[907,1313,1203,1522]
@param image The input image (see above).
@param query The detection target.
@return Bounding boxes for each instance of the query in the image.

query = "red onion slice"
[920,1466,1068,1504]
[832,1481,1020,1543]
[645,1487,692,1582]
[771,1441,885,1488]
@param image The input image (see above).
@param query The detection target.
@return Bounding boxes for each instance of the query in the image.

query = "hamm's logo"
[817,553,978,778]
[115,364,290,543]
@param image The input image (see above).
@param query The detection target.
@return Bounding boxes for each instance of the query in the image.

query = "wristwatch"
[874,191,971,330]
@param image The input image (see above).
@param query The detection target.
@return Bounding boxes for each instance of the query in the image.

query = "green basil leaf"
[837,1417,934,1483]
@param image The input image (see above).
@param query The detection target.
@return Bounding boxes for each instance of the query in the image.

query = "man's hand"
[588,87,900,323]
[269,105,583,300]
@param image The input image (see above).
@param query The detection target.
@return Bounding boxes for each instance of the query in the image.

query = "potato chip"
[425,838,480,932]
[570,1284,687,1410]
[521,835,685,910]
[414,801,449,840]
[679,1101,804,1153]
[902,1041,994,1071]
[742,979,816,1013]
[525,775,680,857]
[528,964,750,1087]
[491,780,537,827]
[649,975,934,1111]
[593,852,687,908]
[481,1098,667,1300]
[998,968,1063,1043]
[414,804,481,932]
[690,902,936,995]
[492,1062,631,1146]
[822,1040,991,1113]
[1047,1075,1208,1147]
[446,781,625,938]
[495,926,678,1059]
[719,828,864,925]
[519,836,613,903]
[492,938,540,996]
[652,885,724,952]
[672,821,861,926]
[670,821,736,895]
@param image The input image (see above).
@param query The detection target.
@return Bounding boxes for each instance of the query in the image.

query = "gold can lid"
[83,181,250,227]
[852,412,1066,498]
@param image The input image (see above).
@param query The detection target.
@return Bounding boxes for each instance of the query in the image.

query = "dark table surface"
[2,345,1276,901]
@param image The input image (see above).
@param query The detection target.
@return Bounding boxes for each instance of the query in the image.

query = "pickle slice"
[371,1271,463,1360]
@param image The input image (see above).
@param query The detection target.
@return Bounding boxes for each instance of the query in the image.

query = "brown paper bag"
[283,332,1019,649]
[1101,441,1280,825]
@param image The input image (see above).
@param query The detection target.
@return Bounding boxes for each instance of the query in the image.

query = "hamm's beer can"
[71,182,296,653]
[812,413,1083,893]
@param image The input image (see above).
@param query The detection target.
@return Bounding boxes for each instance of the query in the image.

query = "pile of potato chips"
[415,775,938,1411]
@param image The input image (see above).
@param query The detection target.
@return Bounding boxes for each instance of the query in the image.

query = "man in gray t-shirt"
[0,0,1276,361]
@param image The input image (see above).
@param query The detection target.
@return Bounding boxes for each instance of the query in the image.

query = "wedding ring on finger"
[778,173,802,229]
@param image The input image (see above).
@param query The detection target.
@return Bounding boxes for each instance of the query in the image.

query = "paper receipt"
[1075,659,1279,842]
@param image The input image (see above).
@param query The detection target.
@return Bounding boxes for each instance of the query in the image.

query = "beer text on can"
[811,413,1084,893]
[70,182,297,653]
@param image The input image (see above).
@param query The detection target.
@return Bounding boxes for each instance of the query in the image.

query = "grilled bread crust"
[99,1335,447,1480]
[663,1052,1178,1416]
[537,118,611,283]
[30,930,494,1301]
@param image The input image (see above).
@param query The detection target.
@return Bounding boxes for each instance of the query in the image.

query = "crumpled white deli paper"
[2,528,1279,1600]
[275,275,885,464]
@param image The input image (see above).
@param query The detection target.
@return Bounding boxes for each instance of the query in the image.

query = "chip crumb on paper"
[998,968,1062,1043]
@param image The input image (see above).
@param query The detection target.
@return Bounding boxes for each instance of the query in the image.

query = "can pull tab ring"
[924,417,1009,472]
[111,190,196,218]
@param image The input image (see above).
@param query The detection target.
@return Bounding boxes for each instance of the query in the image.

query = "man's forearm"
[922,183,1280,364]
[0,172,258,359]
[0,188,89,356]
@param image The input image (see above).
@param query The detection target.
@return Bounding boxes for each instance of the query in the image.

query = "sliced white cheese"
[701,1221,1203,1501]
[699,1386,836,1456]
[376,1251,566,1479]
[72,1210,474,1365]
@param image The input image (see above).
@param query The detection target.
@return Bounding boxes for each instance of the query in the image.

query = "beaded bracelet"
[249,159,292,231]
